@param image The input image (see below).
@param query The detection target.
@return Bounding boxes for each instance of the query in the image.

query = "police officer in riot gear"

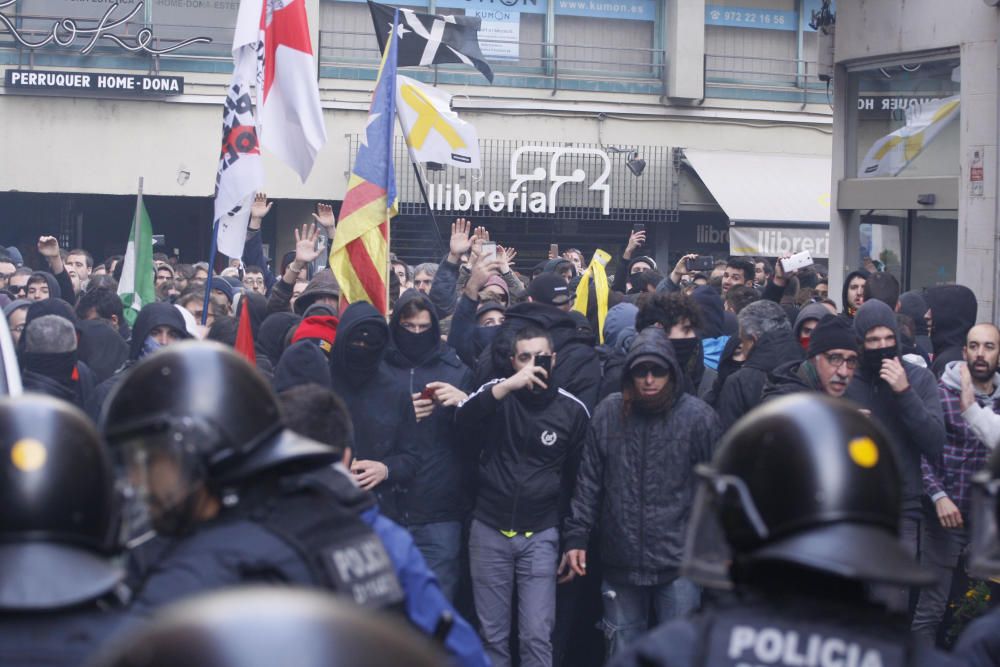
[0,394,128,665]
[952,449,1000,664]
[608,394,961,667]
[101,341,406,615]
[88,587,445,667]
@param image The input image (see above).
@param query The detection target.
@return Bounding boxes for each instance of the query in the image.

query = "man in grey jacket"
[845,299,945,615]
[559,327,722,658]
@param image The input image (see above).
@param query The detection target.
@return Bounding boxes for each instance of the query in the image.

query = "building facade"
[830,0,999,319]
[1,0,832,276]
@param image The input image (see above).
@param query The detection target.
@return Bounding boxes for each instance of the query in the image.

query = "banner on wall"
[705,1,835,32]
[341,0,656,21]
[469,8,520,60]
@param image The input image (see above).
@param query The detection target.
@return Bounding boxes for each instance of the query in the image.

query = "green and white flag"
[118,181,155,327]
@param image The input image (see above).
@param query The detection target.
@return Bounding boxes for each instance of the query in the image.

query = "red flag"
[235,299,257,365]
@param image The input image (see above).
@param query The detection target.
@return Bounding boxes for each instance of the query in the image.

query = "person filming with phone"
[456,326,591,667]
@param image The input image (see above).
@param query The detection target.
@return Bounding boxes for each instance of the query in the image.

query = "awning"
[683,149,832,258]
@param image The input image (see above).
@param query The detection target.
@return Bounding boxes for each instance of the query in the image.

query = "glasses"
[10,285,25,296]
[823,353,859,370]
[9,325,24,334]
[630,364,669,379]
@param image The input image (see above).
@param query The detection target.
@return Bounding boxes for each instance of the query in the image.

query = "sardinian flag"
[255,0,328,182]
[213,0,264,258]
[368,0,494,83]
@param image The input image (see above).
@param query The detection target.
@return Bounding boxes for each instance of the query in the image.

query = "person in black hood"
[925,284,978,378]
[19,315,94,409]
[715,299,803,431]
[898,290,932,358]
[634,292,709,398]
[845,299,945,614]
[256,312,301,367]
[25,270,62,302]
[85,302,192,421]
[841,268,869,319]
[20,298,100,407]
[473,300,602,412]
[329,301,420,523]
[456,325,590,667]
[78,319,129,383]
[384,290,473,601]
[561,327,721,658]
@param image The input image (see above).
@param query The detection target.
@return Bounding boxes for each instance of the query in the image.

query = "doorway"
[858,209,957,292]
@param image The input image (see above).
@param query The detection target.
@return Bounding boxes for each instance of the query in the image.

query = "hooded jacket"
[899,290,932,357]
[293,269,341,315]
[761,359,822,401]
[691,286,730,372]
[563,328,721,585]
[840,269,870,319]
[715,329,804,431]
[256,312,301,367]
[328,302,420,522]
[28,271,62,302]
[85,302,192,422]
[925,285,978,378]
[77,319,129,383]
[793,303,832,338]
[384,290,474,525]
[596,303,638,402]
[472,301,602,412]
[455,356,591,534]
[845,300,945,511]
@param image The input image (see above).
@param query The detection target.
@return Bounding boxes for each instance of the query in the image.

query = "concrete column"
[665,0,705,101]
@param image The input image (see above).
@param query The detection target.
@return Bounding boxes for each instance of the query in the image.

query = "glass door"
[858,209,957,292]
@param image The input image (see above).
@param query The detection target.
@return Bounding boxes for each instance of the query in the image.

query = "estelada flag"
[255,0,328,182]
[328,9,399,316]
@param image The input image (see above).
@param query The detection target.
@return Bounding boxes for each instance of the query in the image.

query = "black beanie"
[807,315,859,358]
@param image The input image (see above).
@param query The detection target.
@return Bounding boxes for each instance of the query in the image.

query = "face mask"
[141,335,164,359]
[799,335,811,351]
[344,326,387,375]
[473,325,500,351]
[394,326,437,362]
[670,337,700,372]
[862,346,897,372]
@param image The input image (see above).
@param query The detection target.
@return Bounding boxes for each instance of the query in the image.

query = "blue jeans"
[408,520,462,603]
[601,577,701,657]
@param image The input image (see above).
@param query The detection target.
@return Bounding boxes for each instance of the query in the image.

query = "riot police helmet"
[87,587,446,667]
[0,394,122,610]
[683,394,934,589]
[100,341,339,536]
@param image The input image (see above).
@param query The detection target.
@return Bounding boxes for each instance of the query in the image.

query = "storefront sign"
[0,0,213,55]
[428,146,612,215]
[469,8,520,60]
[730,226,830,259]
[705,5,796,31]
[5,69,184,94]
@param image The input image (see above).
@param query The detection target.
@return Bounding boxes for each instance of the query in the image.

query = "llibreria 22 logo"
[426,146,613,216]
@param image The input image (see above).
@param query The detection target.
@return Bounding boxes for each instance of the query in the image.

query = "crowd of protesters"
[2,195,1000,667]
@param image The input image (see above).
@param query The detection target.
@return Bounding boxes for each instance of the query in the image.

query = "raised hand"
[294,223,321,265]
[624,229,645,259]
[37,236,61,258]
[448,218,473,262]
[312,203,336,231]
[250,192,273,220]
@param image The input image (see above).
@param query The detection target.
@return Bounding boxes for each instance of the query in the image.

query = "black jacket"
[716,330,804,431]
[563,329,721,585]
[473,301,603,412]
[761,359,821,401]
[385,291,474,525]
[925,284,977,378]
[455,377,590,534]
[329,303,420,523]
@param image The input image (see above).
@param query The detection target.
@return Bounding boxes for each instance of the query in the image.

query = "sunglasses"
[630,364,669,379]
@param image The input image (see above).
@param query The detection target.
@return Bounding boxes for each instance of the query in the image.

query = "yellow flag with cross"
[858,95,960,178]
[395,75,481,169]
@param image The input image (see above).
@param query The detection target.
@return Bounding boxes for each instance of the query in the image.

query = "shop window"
[848,57,961,179]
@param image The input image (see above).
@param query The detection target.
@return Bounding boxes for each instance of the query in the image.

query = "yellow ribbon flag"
[573,249,612,344]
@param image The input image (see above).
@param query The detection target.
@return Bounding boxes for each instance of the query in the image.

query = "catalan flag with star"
[329,9,400,315]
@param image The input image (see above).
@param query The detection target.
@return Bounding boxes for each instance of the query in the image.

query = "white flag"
[396,75,480,169]
[858,96,960,178]
[213,0,265,258]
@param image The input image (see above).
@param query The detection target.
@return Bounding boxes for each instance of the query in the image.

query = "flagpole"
[134,177,144,228]
[396,117,447,257]
[200,221,219,326]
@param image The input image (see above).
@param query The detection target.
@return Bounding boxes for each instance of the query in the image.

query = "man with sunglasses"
[607,396,957,667]
[763,314,860,400]
[560,327,721,658]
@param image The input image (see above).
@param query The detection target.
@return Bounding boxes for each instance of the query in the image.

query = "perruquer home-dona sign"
[5,69,184,94]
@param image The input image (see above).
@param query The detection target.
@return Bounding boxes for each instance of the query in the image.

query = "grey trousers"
[912,516,968,641]
[468,519,559,667]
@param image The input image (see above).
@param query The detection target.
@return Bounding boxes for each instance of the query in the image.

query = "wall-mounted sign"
[0,0,213,56]
[469,8,520,60]
[5,69,184,94]
[705,5,796,31]
[341,0,656,21]
[427,146,612,215]
[730,226,830,259]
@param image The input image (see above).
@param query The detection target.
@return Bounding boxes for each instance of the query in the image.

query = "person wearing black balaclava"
[635,292,710,399]
[845,298,945,616]
[19,315,90,408]
[20,298,99,408]
[329,301,419,524]
[383,289,473,602]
